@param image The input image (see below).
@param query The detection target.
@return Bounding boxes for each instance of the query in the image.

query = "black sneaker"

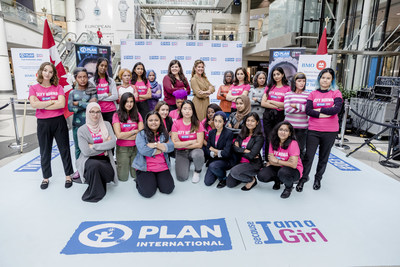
[40,180,49,190]
[216,179,226,189]
[272,181,281,190]
[280,187,292,199]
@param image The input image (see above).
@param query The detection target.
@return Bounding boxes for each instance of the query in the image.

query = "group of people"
[29,58,342,202]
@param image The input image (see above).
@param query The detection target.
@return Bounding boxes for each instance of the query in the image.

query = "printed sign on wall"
[11,48,50,99]
[61,218,232,255]
[297,55,332,91]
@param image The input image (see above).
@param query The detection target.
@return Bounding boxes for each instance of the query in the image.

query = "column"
[65,0,76,35]
[0,4,13,92]
[238,0,250,45]
[353,0,372,89]
[331,0,345,72]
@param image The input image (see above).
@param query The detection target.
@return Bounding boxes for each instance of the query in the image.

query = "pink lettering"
[279,229,300,243]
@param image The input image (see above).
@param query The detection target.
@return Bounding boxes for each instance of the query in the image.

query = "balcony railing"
[1,0,65,40]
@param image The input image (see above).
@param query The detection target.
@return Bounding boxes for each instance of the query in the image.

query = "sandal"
[40,180,49,190]
[65,179,73,189]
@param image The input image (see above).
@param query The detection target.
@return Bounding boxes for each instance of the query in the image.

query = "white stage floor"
[1,143,400,267]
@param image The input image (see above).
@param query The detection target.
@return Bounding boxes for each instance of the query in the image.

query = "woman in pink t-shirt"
[226,67,251,112]
[155,101,173,133]
[112,92,144,181]
[132,111,175,198]
[226,112,264,191]
[297,68,343,192]
[257,121,303,199]
[171,100,205,183]
[201,103,222,147]
[261,67,291,155]
[131,62,151,118]
[29,62,74,190]
[89,57,118,126]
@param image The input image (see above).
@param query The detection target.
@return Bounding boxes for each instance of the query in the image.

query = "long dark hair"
[167,60,189,87]
[291,72,307,92]
[253,71,267,88]
[238,112,263,139]
[270,121,296,151]
[117,92,139,123]
[131,62,148,85]
[143,110,169,143]
[94,57,110,85]
[178,100,200,133]
[266,67,289,96]
[233,67,250,86]
[203,103,222,129]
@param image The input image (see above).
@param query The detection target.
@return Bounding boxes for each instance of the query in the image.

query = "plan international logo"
[247,219,327,245]
[61,219,232,254]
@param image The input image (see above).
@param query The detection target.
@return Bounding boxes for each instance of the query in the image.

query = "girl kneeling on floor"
[257,121,303,199]
[204,111,234,188]
[226,112,264,191]
[171,100,205,183]
[76,102,117,202]
[132,111,175,198]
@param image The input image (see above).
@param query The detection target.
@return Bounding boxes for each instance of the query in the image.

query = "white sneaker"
[192,172,201,183]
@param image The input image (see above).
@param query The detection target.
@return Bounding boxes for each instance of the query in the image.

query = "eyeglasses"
[278,128,290,133]
[89,111,101,115]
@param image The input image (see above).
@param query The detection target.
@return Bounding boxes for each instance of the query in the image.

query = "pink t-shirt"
[112,113,143,146]
[215,133,221,146]
[29,84,65,119]
[146,137,169,172]
[171,118,205,150]
[269,141,303,177]
[230,84,251,109]
[240,136,251,163]
[308,90,342,132]
[201,118,213,141]
[97,78,116,113]
[88,127,105,156]
[169,109,180,121]
[135,80,150,102]
[264,85,291,111]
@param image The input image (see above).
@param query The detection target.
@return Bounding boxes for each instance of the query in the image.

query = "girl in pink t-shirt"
[112,92,144,181]
[132,111,175,198]
[131,62,152,118]
[171,100,205,183]
[28,62,74,190]
[201,103,222,146]
[257,121,303,199]
[89,57,118,126]
[226,67,251,112]
[155,101,173,132]
[261,67,291,153]
[297,68,343,192]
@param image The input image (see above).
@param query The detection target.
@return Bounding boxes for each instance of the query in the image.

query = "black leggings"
[83,156,114,202]
[263,108,285,158]
[136,169,175,198]
[258,165,300,188]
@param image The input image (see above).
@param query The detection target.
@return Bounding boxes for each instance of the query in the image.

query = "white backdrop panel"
[120,39,243,103]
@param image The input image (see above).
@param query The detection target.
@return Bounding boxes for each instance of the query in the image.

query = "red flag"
[42,20,73,118]
[316,27,328,55]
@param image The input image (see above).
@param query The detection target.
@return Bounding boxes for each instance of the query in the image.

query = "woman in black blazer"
[227,112,264,191]
[204,111,234,188]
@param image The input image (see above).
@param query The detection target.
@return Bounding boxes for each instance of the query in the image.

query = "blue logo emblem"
[79,46,97,54]
[61,219,232,254]
[225,58,234,62]
[186,42,196,46]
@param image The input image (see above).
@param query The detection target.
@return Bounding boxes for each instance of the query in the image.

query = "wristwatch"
[118,0,130,22]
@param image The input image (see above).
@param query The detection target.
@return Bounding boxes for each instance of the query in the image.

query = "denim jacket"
[132,130,175,172]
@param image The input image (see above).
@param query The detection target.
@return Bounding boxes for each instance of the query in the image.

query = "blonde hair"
[118,68,132,80]
[191,59,206,78]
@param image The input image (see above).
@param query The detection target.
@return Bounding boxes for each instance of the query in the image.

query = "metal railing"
[1,0,66,40]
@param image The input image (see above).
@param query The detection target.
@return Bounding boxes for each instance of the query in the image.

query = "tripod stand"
[346,88,400,168]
